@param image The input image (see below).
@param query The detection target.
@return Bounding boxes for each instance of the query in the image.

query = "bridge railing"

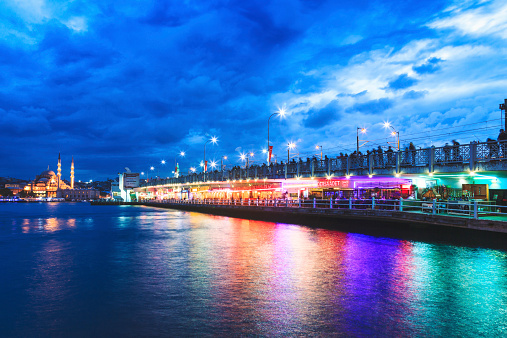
[142,197,502,221]
[140,140,507,186]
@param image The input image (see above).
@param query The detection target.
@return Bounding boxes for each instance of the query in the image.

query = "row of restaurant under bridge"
[135,176,415,201]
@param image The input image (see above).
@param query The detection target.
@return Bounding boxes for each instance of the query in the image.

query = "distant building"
[24,153,99,200]
[111,180,121,200]
[60,188,100,201]
[5,183,25,195]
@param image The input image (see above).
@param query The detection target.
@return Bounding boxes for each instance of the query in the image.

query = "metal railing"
[136,198,507,221]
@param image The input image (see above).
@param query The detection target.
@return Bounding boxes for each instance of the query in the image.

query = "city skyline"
[1,0,507,180]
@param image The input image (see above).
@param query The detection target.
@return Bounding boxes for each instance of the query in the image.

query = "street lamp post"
[160,160,166,178]
[173,151,185,178]
[221,155,227,172]
[316,145,323,160]
[267,107,286,163]
[384,122,400,150]
[287,142,296,162]
[357,127,367,153]
[204,136,218,180]
[240,152,254,168]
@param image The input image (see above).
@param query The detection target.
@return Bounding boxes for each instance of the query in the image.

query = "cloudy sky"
[1,0,507,180]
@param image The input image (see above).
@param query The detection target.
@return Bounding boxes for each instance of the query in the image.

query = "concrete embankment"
[91,201,507,249]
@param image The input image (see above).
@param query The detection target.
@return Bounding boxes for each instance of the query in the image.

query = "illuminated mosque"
[25,153,74,197]
[24,153,98,200]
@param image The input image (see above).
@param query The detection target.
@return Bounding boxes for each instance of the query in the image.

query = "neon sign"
[317,180,350,188]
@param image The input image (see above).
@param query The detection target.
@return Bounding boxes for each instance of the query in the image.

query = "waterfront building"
[109,171,140,202]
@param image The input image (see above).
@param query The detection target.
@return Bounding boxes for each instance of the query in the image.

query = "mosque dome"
[40,170,56,177]
[39,177,49,182]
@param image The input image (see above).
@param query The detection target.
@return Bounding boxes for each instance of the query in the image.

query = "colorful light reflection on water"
[1,203,507,336]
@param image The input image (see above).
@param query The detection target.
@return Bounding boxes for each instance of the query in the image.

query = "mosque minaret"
[57,152,62,189]
[71,156,75,190]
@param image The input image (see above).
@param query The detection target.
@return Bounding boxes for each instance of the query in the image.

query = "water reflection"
[1,203,507,336]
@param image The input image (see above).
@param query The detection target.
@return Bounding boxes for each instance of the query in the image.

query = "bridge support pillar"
[285,163,288,179]
[368,153,373,175]
[429,146,435,173]
[311,160,315,177]
[470,142,477,172]
[346,156,350,176]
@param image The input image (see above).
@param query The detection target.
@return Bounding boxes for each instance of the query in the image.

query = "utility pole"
[500,99,507,131]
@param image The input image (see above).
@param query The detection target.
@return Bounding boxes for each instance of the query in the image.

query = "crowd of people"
[208,130,507,174]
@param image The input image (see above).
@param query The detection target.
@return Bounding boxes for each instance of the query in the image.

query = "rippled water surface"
[1,202,507,337]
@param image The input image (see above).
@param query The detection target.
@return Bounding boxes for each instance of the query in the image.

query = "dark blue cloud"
[351,98,394,114]
[413,57,442,74]
[403,90,427,100]
[386,74,418,91]
[303,100,342,129]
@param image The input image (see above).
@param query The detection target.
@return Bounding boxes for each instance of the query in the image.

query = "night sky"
[2,0,507,181]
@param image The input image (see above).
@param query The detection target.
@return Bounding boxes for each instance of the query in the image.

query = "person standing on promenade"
[452,140,460,162]
[443,143,451,162]
[487,138,498,159]
[409,142,416,165]
[386,146,394,165]
[377,146,384,166]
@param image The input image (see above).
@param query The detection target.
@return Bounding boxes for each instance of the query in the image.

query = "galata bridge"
[135,140,507,203]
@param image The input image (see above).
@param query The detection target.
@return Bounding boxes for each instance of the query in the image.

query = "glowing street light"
[209,160,217,170]
[383,121,400,151]
[267,106,286,163]
[240,152,254,168]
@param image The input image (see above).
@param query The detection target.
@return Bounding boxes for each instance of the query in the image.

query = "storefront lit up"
[136,176,416,201]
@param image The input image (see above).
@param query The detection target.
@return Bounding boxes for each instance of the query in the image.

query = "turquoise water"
[1,202,506,336]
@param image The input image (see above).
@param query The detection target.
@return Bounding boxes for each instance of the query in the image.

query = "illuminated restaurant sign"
[317,180,350,188]
[211,183,281,191]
